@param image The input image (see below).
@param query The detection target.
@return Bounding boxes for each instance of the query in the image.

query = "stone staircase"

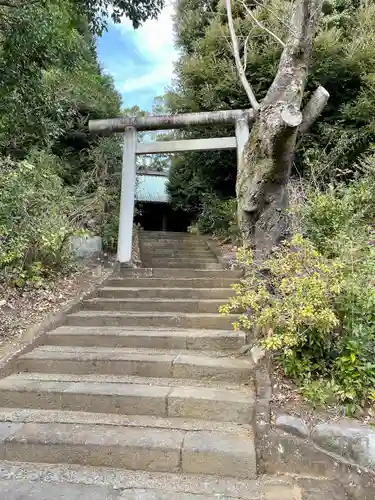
[139,231,221,269]
[0,232,345,498]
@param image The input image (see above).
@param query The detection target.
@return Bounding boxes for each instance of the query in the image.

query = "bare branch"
[299,85,330,134]
[241,0,286,47]
[243,32,251,71]
[225,0,259,110]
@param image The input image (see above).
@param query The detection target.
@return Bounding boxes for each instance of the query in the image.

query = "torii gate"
[89,109,255,264]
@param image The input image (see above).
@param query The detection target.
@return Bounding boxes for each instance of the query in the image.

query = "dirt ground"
[0,256,115,360]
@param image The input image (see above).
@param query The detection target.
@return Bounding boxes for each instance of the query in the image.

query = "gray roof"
[135,173,169,203]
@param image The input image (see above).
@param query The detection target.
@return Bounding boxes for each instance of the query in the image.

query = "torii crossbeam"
[89,109,255,264]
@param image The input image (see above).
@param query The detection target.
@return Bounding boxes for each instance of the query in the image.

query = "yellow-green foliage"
[220,234,375,414]
[220,236,344,350]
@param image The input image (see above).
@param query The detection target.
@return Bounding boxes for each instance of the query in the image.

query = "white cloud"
[118,1,178,96]
[122,63,174,92]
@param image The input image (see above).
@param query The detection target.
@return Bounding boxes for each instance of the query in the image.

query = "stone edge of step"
[0,407,253,434]
[0,460,325,500]
[0,419,257,479]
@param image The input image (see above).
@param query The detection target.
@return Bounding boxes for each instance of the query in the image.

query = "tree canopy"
[0,0,167,282]
[0,0,165,33]
[166,0,375,214]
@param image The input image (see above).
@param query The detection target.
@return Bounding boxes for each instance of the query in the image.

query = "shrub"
[296,153,375,257]
[196,195,239,241]
[101,208,120,251]
[0,152,75,285]
[220,235,375,414]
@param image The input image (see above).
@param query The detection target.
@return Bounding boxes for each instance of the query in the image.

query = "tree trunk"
[236,0,324,262]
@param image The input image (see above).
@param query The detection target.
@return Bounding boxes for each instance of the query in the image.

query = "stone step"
[140,231,195,239]
[141,249,214,256]
[82,298,225,314]
[0,461,299,499]
[140,251,216,258]
[141,241,208,248]
[0,372,252,391]
[140,240,205,247]
[0,374,255,423]
[141,258,217,265]
[65,310,236,330]
[0,406,253,433]
[45,326,244,350]
[16,346,254,381]
[106,277,238,289]
[99,286,234,300]
[118,268,242,279]
[0,420,256,478]
[141,241,201,245]
[141,246,210,253]
[141,262,222,270]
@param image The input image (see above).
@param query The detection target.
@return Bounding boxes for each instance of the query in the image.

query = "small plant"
[220,235,343,349]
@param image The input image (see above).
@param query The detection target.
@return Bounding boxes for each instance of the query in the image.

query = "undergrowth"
[220,154,375,416]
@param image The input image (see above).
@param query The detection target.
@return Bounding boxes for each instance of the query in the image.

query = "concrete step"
[16,346,254,381]
[45,326,244,350]
[0,405,253,433]
[117,268,242,279]
[65,310,236,330]
[0,419,256,478]
[0,374,255,423]
[0,460,342,499]
[140,248,211,255]
[106,277,238,289]
[2,462,300,499]
[141,240,209,247]
[141,250,216,256]
[141,249,214,256]
[141,258,217,265]
[141,262,221,269]
[82,298,225,314]
[99,286,234,300]
[140,240,205,247]
[0,372,252,391]
[140,231,195,239]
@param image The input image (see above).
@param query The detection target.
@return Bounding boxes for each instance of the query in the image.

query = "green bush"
[101,209,120,251]
[296,153,375,257]
[0,152,76,285]
[196,195,239,241]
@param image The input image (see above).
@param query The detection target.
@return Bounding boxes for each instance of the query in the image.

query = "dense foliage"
[220,156,375,414]
[166,0,375,217]
[163,0,375,413]
[0,0,161,284]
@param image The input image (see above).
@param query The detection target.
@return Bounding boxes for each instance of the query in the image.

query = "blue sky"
[97,2,177,111]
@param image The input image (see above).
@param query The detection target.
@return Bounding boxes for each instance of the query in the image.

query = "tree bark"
[236,0,324,262]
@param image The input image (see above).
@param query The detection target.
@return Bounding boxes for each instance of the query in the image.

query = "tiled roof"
[135,174,169,203]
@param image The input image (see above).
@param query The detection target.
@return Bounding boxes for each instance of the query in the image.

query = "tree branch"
[299,85,330,134]
[243,32,251,71]
[281,104,303,127]
[241,0,286,48]
[251,0,298,37]
[225,0,259,110]
[263,0,324,109]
